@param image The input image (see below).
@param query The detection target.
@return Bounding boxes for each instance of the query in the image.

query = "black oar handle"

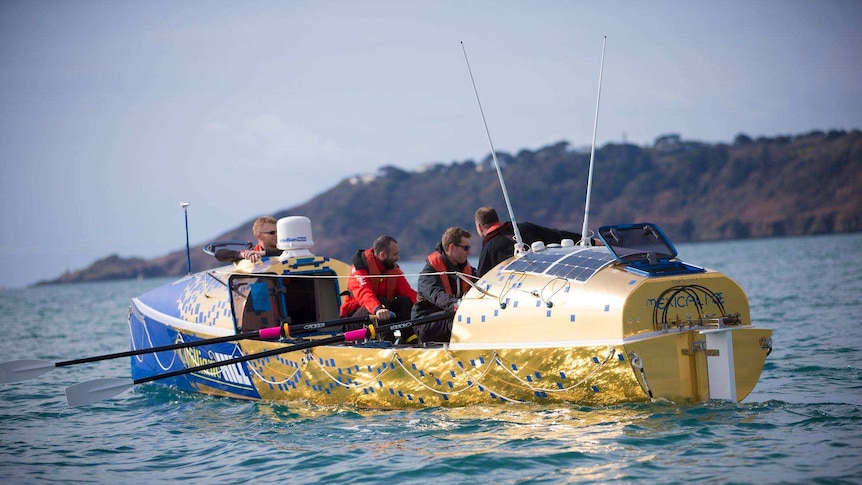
[360,311,456,340]
[131,311,455,386]
[55,315,371,367]
[132,334,348,385]
[285,315,370,335]
[55,329,275,367]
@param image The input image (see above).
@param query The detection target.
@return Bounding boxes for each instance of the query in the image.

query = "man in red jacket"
[340,235,418,343]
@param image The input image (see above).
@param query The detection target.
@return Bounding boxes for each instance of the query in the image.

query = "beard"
[382,258,397,270]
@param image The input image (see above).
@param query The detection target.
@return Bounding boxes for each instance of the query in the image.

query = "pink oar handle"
[343,329,369,342]
[258,327,282,339]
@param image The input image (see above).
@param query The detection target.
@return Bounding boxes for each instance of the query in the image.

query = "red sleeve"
[348,267,383,314]
[396,274,418,304]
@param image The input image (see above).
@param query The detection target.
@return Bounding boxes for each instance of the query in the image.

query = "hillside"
[40,129,862,284]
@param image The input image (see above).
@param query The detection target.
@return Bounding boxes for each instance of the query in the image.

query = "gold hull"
[236,326,771,408]
[136,235,772,408]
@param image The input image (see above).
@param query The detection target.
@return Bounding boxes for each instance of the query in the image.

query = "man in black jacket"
[474,206,585,276]
[411,227,475,344]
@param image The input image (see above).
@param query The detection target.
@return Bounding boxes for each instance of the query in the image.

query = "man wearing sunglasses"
[411,227,475,345]
[215,216,281,263]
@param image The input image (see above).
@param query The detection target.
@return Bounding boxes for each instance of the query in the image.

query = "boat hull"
[241,341,644,407]
[129,299,771,407]
[126,231,772,408]
[129,298,262,399]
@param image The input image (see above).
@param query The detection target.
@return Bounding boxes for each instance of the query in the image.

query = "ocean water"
[2,233,861,484]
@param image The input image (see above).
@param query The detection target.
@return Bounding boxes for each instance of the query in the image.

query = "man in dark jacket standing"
[411,227,474,344]
[474,206,585,276]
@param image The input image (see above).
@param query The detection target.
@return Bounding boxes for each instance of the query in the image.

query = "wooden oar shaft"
[132,311,455,386]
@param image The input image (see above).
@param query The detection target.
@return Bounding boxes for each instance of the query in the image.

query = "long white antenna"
[580,36,607,246]
[461,41,525,255]
[181,201,192,274]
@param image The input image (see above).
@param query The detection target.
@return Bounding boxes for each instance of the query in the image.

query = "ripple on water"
[3,240,862,484]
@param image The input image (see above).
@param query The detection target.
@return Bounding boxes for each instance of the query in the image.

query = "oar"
[0,315,370,384]
[284,315,372,335]
[65,311,454,407]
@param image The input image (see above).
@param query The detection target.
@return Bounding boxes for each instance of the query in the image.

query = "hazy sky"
[1,0,860,288]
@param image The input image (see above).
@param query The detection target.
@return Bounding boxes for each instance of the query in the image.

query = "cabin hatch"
[228,274,341,332]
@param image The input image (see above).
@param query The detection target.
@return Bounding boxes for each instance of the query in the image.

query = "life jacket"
[482,222,509,243]
[360,248,398,302]
[426,250,473,296]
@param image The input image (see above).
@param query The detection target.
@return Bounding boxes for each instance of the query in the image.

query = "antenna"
[461,42,525,255]
[181,202,191,274]
[580,36,607,246]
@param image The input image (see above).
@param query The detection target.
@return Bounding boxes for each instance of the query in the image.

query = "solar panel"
[545,250,616,281]
[502,247,614,282]
[503,250,566,273]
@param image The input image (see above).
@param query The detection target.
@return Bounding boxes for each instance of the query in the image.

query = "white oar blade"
[0,359,55,384]
[65,378,135,407]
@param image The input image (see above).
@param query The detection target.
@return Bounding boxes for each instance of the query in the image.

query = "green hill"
[40,129,862,284]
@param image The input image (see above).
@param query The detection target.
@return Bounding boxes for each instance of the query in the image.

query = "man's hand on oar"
[0,315,371,384]
[65,311,454,407]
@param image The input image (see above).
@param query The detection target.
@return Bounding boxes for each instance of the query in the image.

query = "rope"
[130,316,179,371]
[538,277,569,308]
[441,349,522,402]
[387,349,501,397]
[247,353,309,385]
[238,343,621,403]
[493,347,617,393]
[304,349,400,389]
[629,351,653,399]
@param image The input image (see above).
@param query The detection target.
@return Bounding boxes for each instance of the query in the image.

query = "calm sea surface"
[2,233,861,484]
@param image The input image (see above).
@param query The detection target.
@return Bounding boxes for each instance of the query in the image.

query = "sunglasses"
[259,231,277,236]
[456,244,471,251]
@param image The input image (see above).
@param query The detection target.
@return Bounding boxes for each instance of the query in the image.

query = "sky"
[1,0,860,288]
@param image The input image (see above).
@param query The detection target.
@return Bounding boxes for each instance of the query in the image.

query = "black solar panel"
[502,247,614,282]
[545,250,615,281]
[503,250,566,273]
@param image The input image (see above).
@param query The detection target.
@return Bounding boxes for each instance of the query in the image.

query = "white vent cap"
[277,216,314,255]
